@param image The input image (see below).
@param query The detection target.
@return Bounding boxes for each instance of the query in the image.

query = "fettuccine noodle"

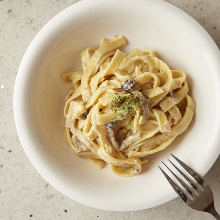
[63,36,195,177]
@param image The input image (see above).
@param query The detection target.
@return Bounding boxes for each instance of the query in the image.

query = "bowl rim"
[13,0,220,211]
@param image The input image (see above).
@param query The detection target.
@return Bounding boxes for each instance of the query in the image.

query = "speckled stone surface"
[0,0,220,219]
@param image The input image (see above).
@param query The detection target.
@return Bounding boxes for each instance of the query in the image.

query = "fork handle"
[205,202,220,220]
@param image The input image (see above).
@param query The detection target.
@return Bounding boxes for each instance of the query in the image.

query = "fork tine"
[158,165,190,204]
[162,161,193,197]
[171,154,204,187]
[167,158,198,192]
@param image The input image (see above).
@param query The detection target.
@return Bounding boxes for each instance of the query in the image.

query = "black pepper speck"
[81,113,88,120]
[0,165,3,168]
[29,214,33,217]
[64,209,67,213]
[8,150,12,153]
[7,9,12,13]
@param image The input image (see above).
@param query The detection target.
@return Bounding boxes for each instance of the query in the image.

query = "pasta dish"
[63,36,195,177]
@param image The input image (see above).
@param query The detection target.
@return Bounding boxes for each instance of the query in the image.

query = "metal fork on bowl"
[159,154,220,219]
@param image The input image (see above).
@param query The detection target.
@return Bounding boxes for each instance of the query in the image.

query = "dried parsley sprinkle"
[111,92,147,119]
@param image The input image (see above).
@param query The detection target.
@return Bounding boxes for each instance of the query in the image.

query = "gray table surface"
[0,0,220,219]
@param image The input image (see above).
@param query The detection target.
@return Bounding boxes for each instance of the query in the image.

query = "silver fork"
[159,154,220,219]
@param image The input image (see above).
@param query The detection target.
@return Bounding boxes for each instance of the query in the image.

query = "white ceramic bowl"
[14,0,220,211]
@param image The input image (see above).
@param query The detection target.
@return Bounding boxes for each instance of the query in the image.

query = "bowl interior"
[15,0,220,211]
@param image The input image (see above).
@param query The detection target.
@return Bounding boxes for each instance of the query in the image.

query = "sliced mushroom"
[105,121,116,129]
[121,79,136,91]
[131,90,149,124]
[121,79,141,91]
[105,121,120,151]
[116,127,128,145]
